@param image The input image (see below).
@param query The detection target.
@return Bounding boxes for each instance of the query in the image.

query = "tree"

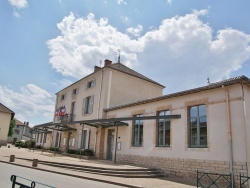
[8,118,16,137]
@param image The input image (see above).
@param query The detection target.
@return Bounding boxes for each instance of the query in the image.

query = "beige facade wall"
[53,66,164,156]
[0,112,11,146]
[105,83,249,185]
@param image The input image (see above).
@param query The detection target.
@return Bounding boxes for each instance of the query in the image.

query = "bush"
[67,149,77,154]
[50,147,59,152]
[15,141,22,147]
[82,149,94,156]
[26,140,36,148]
[36,145,42,149]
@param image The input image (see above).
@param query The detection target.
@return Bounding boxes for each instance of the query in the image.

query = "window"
[132,114,143,146]
[87,80,95,89]
[82,96,94,115]
[15,129,20,135]
[189,105,207,148]
[72,88,79,95]
[79,130,89,149]
[61,94,65,101]
[157,110,170,146]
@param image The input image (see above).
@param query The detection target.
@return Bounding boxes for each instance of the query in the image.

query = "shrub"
[82,149,94,156]
[15,141,22,147]
[67,149,76,154]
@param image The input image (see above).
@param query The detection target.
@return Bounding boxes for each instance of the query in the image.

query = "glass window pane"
[190,118,197,146]
[165,122,170,145]
[199,105,206,116]
[200,127,207,145]
[190,106,198,117]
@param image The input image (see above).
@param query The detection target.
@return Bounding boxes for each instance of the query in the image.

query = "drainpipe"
[241,83,249,179]
[94,68,104,155]
[222,85,233,187]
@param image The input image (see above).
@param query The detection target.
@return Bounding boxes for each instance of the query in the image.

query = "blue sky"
[0,0,250,126]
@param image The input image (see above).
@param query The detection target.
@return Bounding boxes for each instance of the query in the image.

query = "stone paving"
[0,145,196,188]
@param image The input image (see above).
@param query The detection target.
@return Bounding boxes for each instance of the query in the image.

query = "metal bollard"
[32,159,38,167]
[8,145,10,148]
[9,155,15,162]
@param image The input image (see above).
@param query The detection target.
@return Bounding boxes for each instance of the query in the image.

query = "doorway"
[107,129,114,160]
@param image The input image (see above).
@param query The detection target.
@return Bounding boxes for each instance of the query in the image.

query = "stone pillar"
[9,155,15,162]
[32,159,38,167]
[96,127,105,159]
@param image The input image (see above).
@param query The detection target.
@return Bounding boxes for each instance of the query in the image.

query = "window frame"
[61,94,65,101]
[72,88,79,96]
[86,79,96,89]
[82,95,94,115]
[156,110,171,147]
[188,104,207,148]
[132,114,143,147]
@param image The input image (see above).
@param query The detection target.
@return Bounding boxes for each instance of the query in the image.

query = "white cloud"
[47,12,140,78]
[8,0,28,9]
[117,0,127,5]
[47,10,250,93]
[0,84,55,125]
[13,10,20,18]
[167,0,173,5]
[126,25,143,37]
[121,16,130,24]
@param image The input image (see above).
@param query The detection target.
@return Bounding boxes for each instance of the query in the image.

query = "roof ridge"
[105,75,250,112]
[108,63,165,87]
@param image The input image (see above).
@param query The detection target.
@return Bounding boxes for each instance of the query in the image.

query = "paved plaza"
[0,145,195,188]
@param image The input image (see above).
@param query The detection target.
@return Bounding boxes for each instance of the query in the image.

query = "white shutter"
[78,131,82,149]
[57,132,61,147]
[72,138,75,146]
[85,129,90,149]
[53,132,57,147]
[82,98,86,115]
[63,138,66,146]
[89,95,94,114]
[93,79,96,87]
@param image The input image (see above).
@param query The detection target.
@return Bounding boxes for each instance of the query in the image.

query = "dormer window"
[87,80,95,89]
[72,88,79,95]
[61,94,65,101]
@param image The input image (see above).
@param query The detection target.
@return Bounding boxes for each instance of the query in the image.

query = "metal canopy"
[33,115,181,130]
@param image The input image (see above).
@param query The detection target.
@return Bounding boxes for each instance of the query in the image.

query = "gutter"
[222,85,233,187]
[241,83,249,178]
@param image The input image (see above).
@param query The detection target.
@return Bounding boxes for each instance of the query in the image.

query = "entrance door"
[107,129,114,160]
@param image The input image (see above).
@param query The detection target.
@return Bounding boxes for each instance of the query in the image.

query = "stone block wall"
[0,140,7,146]
[117,154,248,187]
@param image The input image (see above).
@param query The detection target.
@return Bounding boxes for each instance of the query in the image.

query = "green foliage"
[67,149,94,156]
[8,119,16,137]
[15,141,22,147]
[82,149,94,156]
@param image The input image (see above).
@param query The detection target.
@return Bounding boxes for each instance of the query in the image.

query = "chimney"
[104,59,112,67]
[26,122,29,126]
[94,66,101,72]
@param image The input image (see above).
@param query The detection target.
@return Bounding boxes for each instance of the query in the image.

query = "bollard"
[8,145,10,148]
[32,159,38,167]
[0,145,1,148]
[9,155,15,162]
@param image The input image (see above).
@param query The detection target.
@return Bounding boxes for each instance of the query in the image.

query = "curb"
[0,160,143,188]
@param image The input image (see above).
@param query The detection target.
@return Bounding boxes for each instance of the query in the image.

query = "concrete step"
[15,157,165,178]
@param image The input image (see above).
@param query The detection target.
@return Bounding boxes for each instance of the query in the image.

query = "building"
[7,120,33,144]
[33,60,250,185]
[34,59,164,156]
[0,103,15,146]
[105,76,250,183]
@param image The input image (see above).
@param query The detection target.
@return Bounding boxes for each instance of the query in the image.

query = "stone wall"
[0,140,7,146]
[117,154,248,187]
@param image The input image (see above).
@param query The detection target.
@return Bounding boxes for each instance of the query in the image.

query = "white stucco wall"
[106,84,248,163]
[0,112,11,146]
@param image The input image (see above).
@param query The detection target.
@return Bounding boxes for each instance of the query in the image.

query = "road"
[0,162,126,188]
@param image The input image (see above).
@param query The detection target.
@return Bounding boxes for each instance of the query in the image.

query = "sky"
[0,0,250,126]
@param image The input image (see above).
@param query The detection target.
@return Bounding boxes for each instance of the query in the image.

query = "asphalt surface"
[0,162,125,188]
[0,145,196,188]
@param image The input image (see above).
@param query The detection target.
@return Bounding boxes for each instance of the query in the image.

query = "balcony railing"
[57,114,75,122]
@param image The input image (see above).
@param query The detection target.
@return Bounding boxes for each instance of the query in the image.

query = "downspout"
[222,85,233,187]
[94,68,104,155]
[241,83,249,178]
